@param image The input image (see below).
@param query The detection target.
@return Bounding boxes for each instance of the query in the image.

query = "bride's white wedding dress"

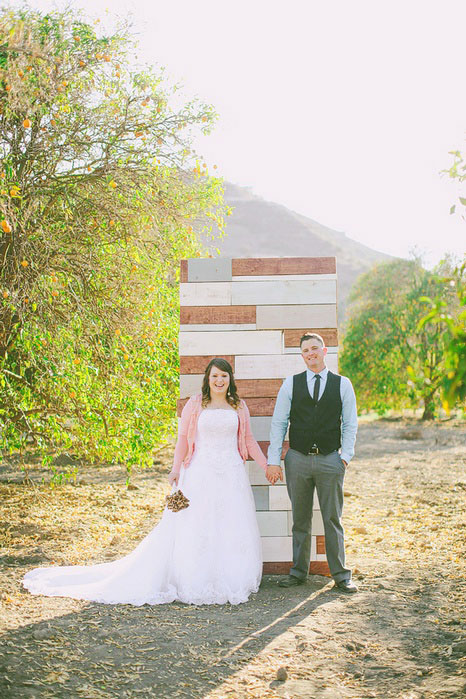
[22,409,262,605]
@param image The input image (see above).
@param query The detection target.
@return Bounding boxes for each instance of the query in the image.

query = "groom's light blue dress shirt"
[267,366,358,466]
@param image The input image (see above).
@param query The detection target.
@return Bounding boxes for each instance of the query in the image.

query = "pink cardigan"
[172,394,268,474]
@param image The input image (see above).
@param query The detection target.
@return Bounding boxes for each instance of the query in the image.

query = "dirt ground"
[0,418,465,699]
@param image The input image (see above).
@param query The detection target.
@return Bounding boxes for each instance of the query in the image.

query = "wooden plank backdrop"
[179,257,337,576]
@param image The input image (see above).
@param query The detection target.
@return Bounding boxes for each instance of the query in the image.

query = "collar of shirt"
[306,366,328,381]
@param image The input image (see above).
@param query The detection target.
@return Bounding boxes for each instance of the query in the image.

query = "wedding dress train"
[22,409,263,605]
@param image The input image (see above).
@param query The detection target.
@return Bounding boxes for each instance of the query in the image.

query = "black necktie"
[313,374,321,403]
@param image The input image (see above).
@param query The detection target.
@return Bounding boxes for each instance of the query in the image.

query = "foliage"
[418,260,465,413]
[340,258,459,419]
[0,5,228,472]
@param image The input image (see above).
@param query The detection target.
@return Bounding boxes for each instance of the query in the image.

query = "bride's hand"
[168,471,179,486]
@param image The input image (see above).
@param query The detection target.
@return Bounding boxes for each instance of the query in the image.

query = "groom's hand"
[266,465,283,485]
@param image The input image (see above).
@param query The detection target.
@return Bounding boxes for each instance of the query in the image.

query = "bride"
[22,358,268,605]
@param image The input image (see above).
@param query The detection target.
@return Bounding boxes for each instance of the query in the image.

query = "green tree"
[418,260,465,412]
[0,6,227,473]
[340,258,457,419]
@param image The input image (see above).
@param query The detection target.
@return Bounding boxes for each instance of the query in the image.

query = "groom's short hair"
[300,332,325,348]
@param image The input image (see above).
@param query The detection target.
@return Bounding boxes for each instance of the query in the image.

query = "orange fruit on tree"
[3,290,8,298]
[21,260,28,267]
[52,290,59,297]
[79,60,86,67]
[23,118,31,128]
[5,85,11,92]
[109,180,117,188]
[104,54,111,62]
[1,220,12,233]
[73,35,80,42]
[73,358,80,365]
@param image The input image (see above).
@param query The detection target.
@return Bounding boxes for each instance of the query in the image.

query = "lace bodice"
[193,409,241,466]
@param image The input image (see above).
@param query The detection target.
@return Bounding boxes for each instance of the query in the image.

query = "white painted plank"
[270,486,291,511]
[179,330,283,357]
[261,536,292,562]
[179,375,203,398]
[256,304,337,329]
[180,282,231,306]
[249,416,288,441]
[235,353,338,378]
[232,274,337,282]
[187,258,231,282]
[257,511,288,537]
[232,280,336,306]
[180,324,256,332]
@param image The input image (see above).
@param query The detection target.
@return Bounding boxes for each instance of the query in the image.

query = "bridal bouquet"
[165,489,190,512]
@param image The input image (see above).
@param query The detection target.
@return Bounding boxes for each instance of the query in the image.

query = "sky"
[20,0,466,266]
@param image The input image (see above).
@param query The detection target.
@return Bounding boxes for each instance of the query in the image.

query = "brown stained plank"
[262,561,330,576]
[284,328,339,347]
[316,535,326,555]
[180,260,188,283]
[309,561,330,576]
[235,379,283,398]
[178,384,280,415]
[180,306,256,325]
[179,355,235,375]
[252,441,289,460]
[232,257,336,276]
[244,397,276,417]
[178,395,277,417]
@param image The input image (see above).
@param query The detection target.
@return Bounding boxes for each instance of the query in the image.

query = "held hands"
[266,465,283,485]
[168,471,179,487]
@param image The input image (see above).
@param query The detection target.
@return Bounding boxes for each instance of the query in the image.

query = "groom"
[265,332,358,592]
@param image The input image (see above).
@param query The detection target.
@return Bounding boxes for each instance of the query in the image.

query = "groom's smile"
[301,338,327,372]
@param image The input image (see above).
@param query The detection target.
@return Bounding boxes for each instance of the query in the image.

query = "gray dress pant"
[284,447,351,583]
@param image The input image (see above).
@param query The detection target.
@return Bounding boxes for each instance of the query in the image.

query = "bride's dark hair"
[201,358,241,409]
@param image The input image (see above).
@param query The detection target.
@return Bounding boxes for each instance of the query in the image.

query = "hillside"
[207,182,393,323]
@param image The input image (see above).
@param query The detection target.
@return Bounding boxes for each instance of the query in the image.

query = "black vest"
[289,370,342,455]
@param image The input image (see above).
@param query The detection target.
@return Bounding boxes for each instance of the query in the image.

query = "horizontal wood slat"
[177,397,279,418]
[180,305,256,325]
[232,257,336,276]
[179,355,235,375]
[255,441,289,460]
[316,536,326,555]
[180,260,188,283]
[235,379,283,397]
[244,397,276,416]
[284,328,339,347]
[262,561,331,576]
